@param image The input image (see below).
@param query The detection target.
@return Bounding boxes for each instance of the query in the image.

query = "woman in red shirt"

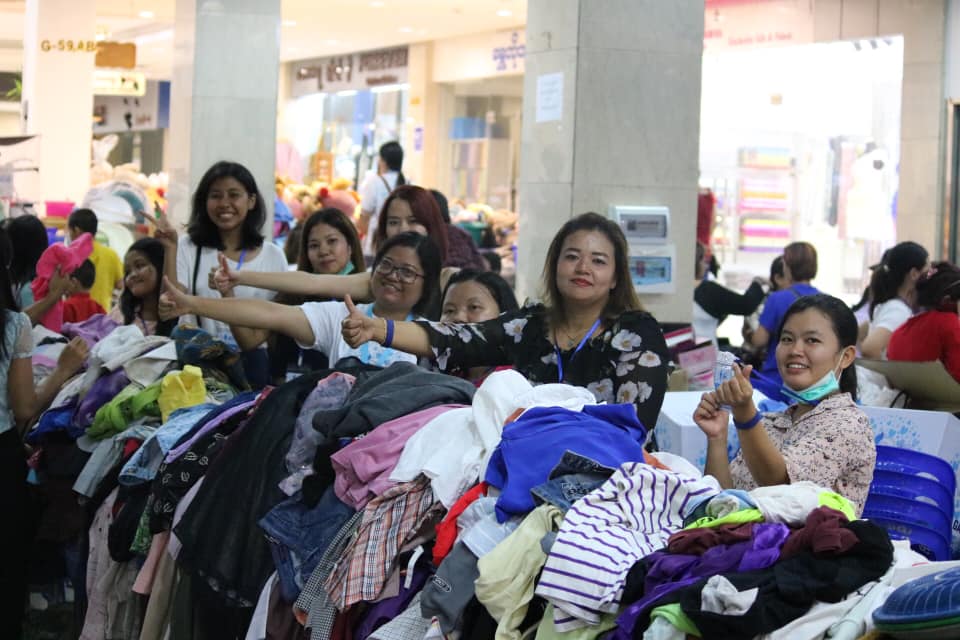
[887,261,960,382]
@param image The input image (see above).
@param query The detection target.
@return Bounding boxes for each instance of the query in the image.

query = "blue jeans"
[530,450,615,511]
[259,486,355,602]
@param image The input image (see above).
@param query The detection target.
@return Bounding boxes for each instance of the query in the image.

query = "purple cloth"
[72,368,129,431]
[164,400,255,463]
[62,314,121,348]
[354,564,430,639]
[615,523,790,638]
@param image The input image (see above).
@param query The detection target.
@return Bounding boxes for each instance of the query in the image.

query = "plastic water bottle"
[714,351,737,389]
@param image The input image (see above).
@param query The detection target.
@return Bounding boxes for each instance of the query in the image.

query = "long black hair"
[120,238,176,337]
[188,161,267,250]
[915,261,960,311]
[442,269,519,315]
[372,232,441,319]
[779,294,859,399]
[379,141,406,186]
[0,227,19,358]
[4,214,49,287]
[868,241,928,318]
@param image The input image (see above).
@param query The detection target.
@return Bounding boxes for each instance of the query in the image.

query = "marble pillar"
[20,0,97,204]
[167,0,280,234]
[517,0,703,322]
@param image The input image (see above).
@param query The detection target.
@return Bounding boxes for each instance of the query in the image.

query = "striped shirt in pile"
[535,462,719,631]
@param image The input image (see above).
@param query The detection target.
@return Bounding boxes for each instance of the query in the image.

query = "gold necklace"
[559,322,597,349]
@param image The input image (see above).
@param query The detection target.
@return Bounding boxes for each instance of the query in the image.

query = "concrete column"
[406,42,440,189]
[20,0,97,204]
[167,0,280,234]
[517,0,703,322]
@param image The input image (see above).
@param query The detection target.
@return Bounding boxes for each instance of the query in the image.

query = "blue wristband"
[384,319,395,348]
[734,411,763,430]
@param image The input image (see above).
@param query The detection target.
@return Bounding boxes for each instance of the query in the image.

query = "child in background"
[62,260,105,323]
[67,208,124,311]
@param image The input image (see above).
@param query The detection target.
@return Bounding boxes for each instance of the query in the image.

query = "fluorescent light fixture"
[370,1,385,6]
[325,39,339,45]
[282,19,297,27]
[496,9,513,17]
[398,26,414,33]
[138,10,155,19]
[336,90,358,97]
[370,82,409,93]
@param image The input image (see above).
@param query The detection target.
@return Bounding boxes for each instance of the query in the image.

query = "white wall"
[0,109,21,136]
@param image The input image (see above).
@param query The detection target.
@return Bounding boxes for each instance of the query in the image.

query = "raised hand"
[693,391,730,440]
[49,266,71,297]
[715,363,757,420]
[153,211,179,250]
[213,252,239,296]
[340,294,377,348]
[158,276,194,321]
[57,336,89,376]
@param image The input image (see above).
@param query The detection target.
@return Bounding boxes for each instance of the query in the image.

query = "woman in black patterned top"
[341,212,670,429]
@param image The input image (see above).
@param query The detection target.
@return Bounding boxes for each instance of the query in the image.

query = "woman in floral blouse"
[341,212,670,429]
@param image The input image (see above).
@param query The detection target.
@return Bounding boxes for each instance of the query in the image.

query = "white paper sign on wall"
[535,72,563,123]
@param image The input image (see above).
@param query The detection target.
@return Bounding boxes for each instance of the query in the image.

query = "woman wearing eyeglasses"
[157,232,441,368]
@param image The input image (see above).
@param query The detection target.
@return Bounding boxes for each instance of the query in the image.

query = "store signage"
[291,46,408,97]
[40,39,98,53]
[92,80,169,133]
[93,70,147,97]
[703,0,813,52]
[95,42,137,69]
[492,31,525,72]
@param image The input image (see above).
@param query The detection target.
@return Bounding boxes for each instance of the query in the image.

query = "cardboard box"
[858,359,960,412]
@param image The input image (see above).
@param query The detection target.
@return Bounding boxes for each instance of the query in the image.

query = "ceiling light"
[95,33,107,42]
[496,9,513,17]
[282,19,297,27]
[370,1,385,6]
[326,39,340,45]
[138,10,155,19]
[398,26,414,33]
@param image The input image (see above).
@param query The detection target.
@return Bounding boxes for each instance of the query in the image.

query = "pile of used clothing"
[31,352,914,640]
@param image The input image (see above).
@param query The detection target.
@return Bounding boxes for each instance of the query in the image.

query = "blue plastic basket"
[865,515,951,561]
[864,494,952,538]
[874,566,960,629]
[875,446,956,496]
[870,471,954,520]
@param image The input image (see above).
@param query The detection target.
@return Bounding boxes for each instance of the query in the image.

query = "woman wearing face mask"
[439,269,519,385]
[158,232,440,369]
[695,294,875,515]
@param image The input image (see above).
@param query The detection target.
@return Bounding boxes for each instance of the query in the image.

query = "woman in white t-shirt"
[357,141,406,258]
[158,232,441,370]
[860,241,929,359]
[157,162,288,341]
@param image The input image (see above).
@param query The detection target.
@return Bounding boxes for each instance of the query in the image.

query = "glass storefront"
[699,37,904,302]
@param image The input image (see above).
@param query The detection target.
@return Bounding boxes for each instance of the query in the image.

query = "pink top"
[31,232,94,332]
[331,404,466,509]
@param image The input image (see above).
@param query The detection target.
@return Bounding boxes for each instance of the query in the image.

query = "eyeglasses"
[375,257,423,284]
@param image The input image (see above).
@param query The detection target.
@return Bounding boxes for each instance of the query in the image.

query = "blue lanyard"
[556,318,602,383]
[236,249,248,270]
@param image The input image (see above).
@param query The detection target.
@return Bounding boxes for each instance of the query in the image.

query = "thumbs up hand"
[213,252,239,295]
[341,294,378,348]
[158,276,194,321]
